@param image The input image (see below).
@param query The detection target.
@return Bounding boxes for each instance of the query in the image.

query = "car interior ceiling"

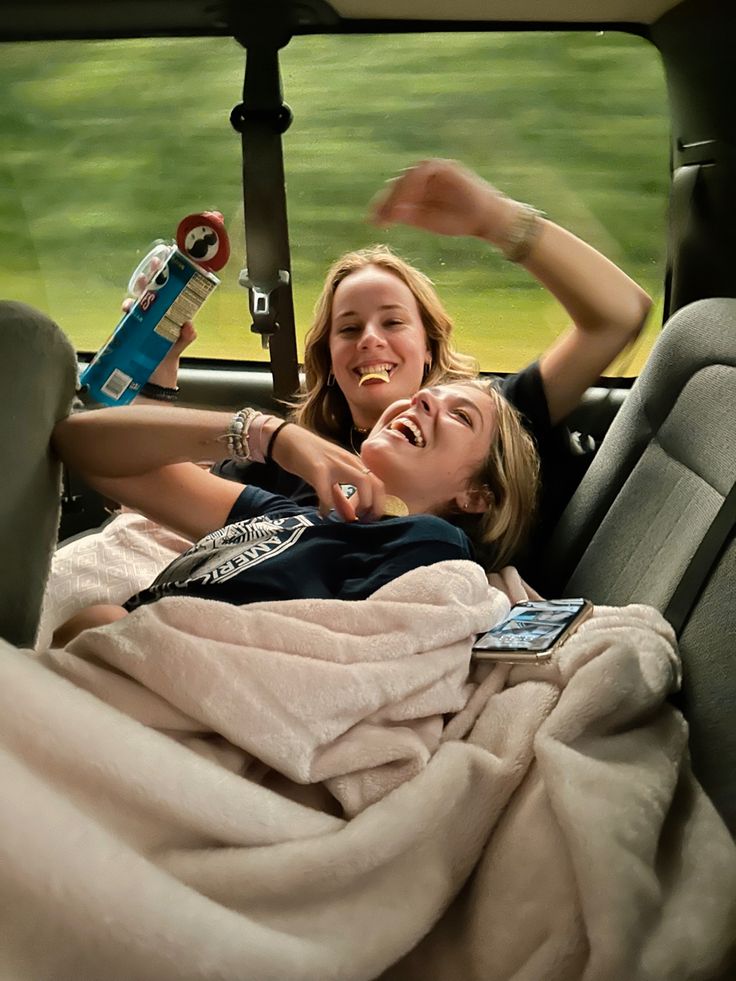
[2,0,735,833]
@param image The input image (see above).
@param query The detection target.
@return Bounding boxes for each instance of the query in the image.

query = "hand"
[270,424,386,521]
[370,157,516,244]
[147,321,197,387]
[122,257,198,389]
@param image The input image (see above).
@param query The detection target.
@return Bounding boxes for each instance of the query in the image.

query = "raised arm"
[372,158,652,425]
[52,405,385,539]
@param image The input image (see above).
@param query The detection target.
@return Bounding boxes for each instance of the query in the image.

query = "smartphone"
[472,598,593,662]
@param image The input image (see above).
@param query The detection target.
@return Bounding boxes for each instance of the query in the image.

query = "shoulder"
[387,514,473,555]
[226,484,317,524]
[498,361,552,439]
[213,457,318,508]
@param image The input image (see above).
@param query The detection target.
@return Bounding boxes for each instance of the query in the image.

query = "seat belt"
[665,474,736,635]
[664,162,701,318]
[230,2,300,402]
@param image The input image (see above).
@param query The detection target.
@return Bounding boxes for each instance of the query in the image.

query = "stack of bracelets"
[225,407,291,465]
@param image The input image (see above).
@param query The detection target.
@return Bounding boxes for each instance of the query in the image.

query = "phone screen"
[472,599,590,654]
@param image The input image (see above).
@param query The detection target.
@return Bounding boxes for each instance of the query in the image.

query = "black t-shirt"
[126,485,472,611]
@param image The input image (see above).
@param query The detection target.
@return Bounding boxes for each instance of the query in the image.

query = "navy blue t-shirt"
[126,486,472,610]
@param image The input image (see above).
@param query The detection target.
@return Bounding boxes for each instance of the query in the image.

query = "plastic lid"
[127,241,176,297]
[176,211,231,272]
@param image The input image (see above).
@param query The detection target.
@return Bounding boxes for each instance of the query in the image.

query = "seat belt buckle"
[239,268,290,348]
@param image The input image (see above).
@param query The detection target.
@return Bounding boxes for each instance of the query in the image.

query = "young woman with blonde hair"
[202,158,650,561]
[51,376,539,644]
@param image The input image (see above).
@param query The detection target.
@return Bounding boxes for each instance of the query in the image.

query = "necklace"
[349,425,369,455]
[347,425,409,518]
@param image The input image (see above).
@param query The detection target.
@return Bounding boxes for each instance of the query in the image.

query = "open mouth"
[354,362,396,386]
[387,415,425,447]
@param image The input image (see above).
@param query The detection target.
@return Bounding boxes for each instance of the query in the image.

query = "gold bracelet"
[499,202,546,263]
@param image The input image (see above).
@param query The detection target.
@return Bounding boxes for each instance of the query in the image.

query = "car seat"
[0,302,78,648]
[539,297,736,833]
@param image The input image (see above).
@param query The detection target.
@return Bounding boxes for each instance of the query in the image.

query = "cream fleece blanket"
[1,560,735,980]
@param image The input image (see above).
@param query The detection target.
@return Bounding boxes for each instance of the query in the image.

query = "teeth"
[357,363,393,375]
[389,416,425,447]
[356,363,393,386]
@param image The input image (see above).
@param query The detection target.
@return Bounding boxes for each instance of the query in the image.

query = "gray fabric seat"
[541,297,736,833]
[0,302,78,648]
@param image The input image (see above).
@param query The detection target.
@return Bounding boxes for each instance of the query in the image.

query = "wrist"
[139,381,180,403]
[479,195,546,262]
[148,363,180,388]
[475,191,518,245]
[224,410,284,465]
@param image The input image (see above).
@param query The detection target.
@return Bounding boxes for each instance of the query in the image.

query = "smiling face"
[360,383,497,516]
[328,265,431,429]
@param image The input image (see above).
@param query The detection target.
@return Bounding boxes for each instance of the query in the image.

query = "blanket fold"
[1,561,734,981]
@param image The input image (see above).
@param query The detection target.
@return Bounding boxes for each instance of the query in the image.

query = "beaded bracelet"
[226,407,262,463]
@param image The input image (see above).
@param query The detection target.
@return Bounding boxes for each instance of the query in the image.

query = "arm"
[53,406,246,541]
[120,258,197,404]
[52,405,386,538]
[372,158,652,425]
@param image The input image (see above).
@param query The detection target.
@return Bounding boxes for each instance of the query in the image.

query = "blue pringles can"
[80,211,230,406]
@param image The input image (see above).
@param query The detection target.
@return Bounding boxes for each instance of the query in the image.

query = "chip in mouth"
[358,368,391,386]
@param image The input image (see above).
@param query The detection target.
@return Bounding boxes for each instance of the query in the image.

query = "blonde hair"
[290,245,478,439]
[451,380,540,571]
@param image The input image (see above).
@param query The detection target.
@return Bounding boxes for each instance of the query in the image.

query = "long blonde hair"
[291,245,478,440]
[451,380,540,571]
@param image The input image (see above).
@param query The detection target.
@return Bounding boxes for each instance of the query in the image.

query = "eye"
[454,408,473,427]
[338,324,360,335]
[383,318,405,328]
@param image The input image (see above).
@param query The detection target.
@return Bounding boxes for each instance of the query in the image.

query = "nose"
[411,387,438,416]
[357,320,386,349]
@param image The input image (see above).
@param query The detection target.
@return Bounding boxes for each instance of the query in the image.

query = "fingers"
[331,483,358,522]
[134,256,162,296]
[371,158,464,225]
[122,256,164,313]
[370,160,433,227]
[315,465,385,521]
[351,468,386,521]
[170,321,197,354]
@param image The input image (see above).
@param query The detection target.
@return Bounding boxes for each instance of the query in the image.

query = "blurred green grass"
[0,31,669,373]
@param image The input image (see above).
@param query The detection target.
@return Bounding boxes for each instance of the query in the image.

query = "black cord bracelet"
[140,381,180,402]
[265,420,291,461]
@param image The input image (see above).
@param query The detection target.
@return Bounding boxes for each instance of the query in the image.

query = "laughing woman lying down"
[51,380,539,645]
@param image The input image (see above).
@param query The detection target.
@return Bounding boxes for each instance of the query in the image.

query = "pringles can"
[80,211,230,406]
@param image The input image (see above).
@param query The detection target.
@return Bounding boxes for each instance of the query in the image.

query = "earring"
[327,371,335,387]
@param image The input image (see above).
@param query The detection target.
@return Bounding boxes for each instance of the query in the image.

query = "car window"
[0,31,668,374]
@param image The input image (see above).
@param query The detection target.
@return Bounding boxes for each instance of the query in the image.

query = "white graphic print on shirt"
[163,512,316,590]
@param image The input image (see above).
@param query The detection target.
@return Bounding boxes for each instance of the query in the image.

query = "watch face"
[176,211,230,272]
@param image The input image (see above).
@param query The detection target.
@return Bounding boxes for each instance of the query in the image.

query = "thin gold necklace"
[349,425,369,455]
[348,425,408,518]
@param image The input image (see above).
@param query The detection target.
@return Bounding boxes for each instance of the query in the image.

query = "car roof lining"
[0,0,685,42]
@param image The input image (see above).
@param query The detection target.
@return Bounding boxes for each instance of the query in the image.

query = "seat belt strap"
[665,475,736,635]
[664,162,700,318]
[230,7,300,401]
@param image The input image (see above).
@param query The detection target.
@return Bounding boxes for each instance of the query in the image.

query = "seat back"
[541,298,736,831]
[0,302,78,648]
